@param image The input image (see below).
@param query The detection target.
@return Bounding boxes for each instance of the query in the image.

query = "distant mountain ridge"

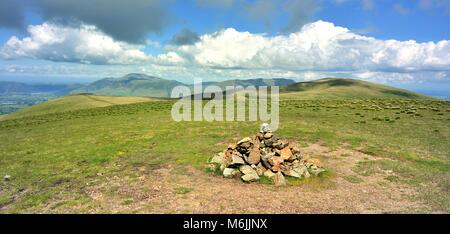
[0,81,80,95]
[71,73,185,98]
[71,73,297,98]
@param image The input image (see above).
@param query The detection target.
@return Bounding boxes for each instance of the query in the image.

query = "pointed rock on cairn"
[208,123,325,186]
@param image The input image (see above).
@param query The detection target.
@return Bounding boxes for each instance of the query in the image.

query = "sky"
[0,0,449,97]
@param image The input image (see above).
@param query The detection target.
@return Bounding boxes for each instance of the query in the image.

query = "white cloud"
[1,20,450,85]
[160,20,450,73]
[0,22,150,65]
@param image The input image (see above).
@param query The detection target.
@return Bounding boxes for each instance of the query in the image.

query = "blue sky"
[0,0,449,98]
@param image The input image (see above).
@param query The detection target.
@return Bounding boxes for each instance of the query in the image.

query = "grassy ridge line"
[1,95,158,121]
[280,78,431,100]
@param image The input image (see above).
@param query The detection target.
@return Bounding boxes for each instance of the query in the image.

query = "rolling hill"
[280,78,430,99]
[0,94,156,120]
[71,73,185,98]
[203,78,296,89]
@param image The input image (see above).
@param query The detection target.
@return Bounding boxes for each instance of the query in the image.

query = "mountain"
[203,78,296,89]
[0,81,79,95]
[72,73,185,98]
[72,74,296,98]
[280,78,430,99]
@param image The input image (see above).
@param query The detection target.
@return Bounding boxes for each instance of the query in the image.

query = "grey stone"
[210,152,225,164]
[237,137,252,145]
[282,170,300,178]
[240,165,259,182]
[241,173,259,182]
[260,123,272,133]
[293,165,307,177]
[3,175,11,181]
[239,165,254,174]
[230,154,245,165]
[223,168,236,178]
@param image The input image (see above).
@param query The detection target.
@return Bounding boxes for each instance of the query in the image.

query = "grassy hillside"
[203,78,296,89]
[72,73,184,98]
[1,94,156,120]
[0,79,448,213]
[280,78,430,99]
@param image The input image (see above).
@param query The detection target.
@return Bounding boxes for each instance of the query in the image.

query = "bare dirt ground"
[80,143,428,214]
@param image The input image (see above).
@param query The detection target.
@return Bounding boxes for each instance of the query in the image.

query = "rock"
[255,163,267,176]
[223,168,237,178]
[260,156,272,169]
[280,147,293,161]
[282,170,300,178]
[263,132,273,139]
[268,156,284,166]
[210,127,325,184]
[255,132,264,140]
[242,173,259,182]
[237,137,252,145]
[304,169,311,178]
[210,152,225,165]
[263,138,273,147]
[240,165,259,182]
[269,156,284,172]
[310,168,325,176]
[225,149,233,158]
[247,140,261,165]
[230,154,245,165]
[293,165,308,177]
[3,175,11,181]
[273,172,286,186]
[306,158,323,168]
[260,123,271,133]
[240,165,254,174]
[263,170,276,178]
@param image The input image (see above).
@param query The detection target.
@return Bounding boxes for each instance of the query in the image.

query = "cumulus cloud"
[170,29,200,46]
[160,21,450,73]
[0,22,150,64]
[0,0,169,44]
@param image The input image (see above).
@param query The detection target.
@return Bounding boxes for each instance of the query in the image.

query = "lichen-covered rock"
[240,165,259,182]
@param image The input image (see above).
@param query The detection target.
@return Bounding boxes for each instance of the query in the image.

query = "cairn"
[208,123,325,186]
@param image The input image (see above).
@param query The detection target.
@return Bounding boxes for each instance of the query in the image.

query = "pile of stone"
[208,124,325,186]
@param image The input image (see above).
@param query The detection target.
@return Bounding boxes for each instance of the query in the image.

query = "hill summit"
[280,78,429,99]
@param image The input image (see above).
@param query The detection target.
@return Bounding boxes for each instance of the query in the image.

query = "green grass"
[174,187,193,195]
[344,175,364,183]
[0,91,449,213]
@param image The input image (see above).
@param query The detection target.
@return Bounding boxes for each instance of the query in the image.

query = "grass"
[344,175,364,184]
[174,187,193,195]
[0,93,449,213]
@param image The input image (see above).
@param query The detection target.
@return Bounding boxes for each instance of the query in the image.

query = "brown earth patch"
[79,143,427,213]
